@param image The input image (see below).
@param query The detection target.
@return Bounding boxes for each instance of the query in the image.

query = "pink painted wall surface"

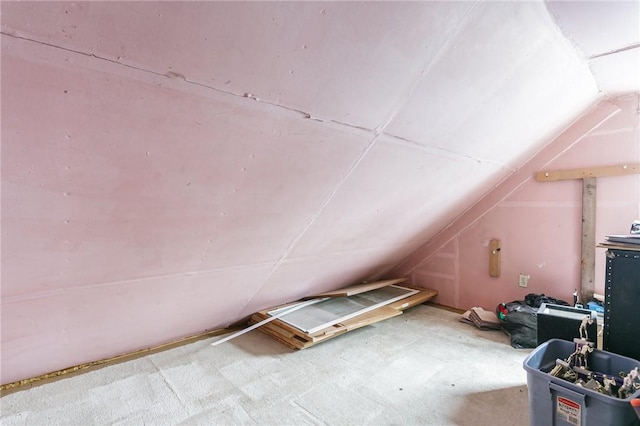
[1,2,637,385]
[392,95,640,311]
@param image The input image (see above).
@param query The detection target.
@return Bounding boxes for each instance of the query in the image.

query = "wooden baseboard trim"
[425,301,467,314]
[1,301,464,396]
[0,326,236,396]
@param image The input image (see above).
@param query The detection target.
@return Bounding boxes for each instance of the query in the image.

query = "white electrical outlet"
[519,274,530,287]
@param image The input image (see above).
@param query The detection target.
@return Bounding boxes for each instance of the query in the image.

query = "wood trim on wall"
[536,163,640,181]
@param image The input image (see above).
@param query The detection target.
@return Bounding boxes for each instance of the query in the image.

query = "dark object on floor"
[497,301,538,348]
[496,293,570,349]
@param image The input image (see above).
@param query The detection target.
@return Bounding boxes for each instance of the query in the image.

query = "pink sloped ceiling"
[391,95,640,311]
[0,1,636,385]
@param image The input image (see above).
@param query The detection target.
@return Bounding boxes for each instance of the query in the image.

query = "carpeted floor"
[0,305,532,425]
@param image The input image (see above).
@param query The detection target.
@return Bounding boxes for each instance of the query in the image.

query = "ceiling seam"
[0,31,372,138]
[541,2,602,96]
[373,0,483,136]
[381,131,512,171]
[589,42,640,59]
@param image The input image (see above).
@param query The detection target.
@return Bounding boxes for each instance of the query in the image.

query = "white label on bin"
[557,396,581,426]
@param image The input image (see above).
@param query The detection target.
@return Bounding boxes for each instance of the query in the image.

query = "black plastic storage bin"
[523,339,640,426]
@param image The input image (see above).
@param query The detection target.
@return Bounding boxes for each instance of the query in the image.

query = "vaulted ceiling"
[1,1,638,384]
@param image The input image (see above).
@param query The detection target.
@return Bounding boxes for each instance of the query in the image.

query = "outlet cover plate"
[519,274,530,287]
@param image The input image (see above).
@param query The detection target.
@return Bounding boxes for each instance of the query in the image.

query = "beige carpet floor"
[0,304,532,425]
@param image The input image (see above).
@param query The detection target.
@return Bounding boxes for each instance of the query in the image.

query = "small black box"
[536,303,598,345]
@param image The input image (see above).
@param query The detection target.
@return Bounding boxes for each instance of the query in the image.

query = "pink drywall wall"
[1,2,636,385]
[392,95,640,311]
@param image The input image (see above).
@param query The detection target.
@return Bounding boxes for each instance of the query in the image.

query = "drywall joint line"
[589,42,640,59]
[0,31,375,136]
[282,240,428,263]
[397,102,621,276]
[373,0,482,135]
[236,132,383,314]
[2,260,276,305]
[1,31,189,84]
[413,270,456,280]
[499,201,579,208]
[246,0,483,297]
[382,131,510,169]
[587,127,635,137]
[454,237,460,308]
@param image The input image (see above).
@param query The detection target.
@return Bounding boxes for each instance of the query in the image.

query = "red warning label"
[557,396,581,426]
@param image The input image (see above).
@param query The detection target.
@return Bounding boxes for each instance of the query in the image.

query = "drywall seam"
[1,29,474,323]
[391,100,621,277]
[280,241,422,263]
[589,42,640,59]
[373,0,482,134]
[587,127,635,136]
[1,260,276,305]
[228,4,483,315]
[542,2,590,64]
[234,132,383,315]
[413,270,455,280]
[400,107,614,275]
[1,31,512,216]
[593,200,640,208]
[454,237,460,308]
[228,10,481,309]
[0,31,372,137]
[434,253,456,259]
[542,2,602,95]
[5,29,488,144]
[381,131,511,170]
[498,201,579,208]
[403,103,618,275]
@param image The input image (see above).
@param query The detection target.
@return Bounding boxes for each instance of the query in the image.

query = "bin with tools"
[524,339,640,426]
